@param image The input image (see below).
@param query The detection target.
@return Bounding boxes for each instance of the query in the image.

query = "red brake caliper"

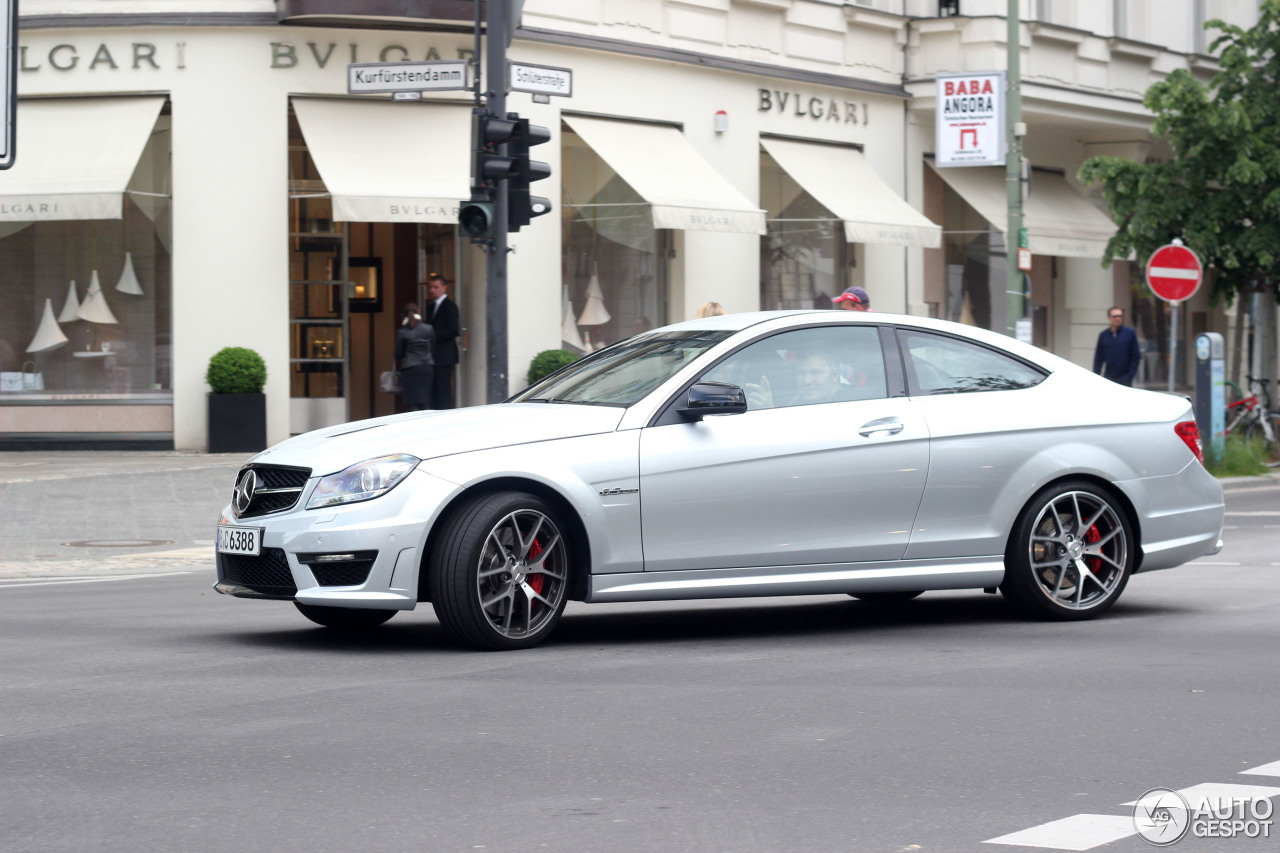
[526,538,545,595]
[1084,523,1102,575]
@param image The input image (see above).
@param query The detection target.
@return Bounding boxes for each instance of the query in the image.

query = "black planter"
[208,393,267,454]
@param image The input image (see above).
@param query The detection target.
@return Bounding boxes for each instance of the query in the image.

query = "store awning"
[928,163,1116,258]
[292,99,471,224]
[563,115,765,235]
[761,138,942,248]
[0,97,166,221]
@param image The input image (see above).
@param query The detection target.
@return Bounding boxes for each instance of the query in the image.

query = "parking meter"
[1194,332,1224,464]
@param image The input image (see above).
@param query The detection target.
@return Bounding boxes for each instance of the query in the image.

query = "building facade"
[0,0,1264,449]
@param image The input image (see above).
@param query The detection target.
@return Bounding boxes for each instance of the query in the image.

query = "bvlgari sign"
[935,71,1005,168]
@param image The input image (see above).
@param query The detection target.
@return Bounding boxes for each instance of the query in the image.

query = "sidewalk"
[0,451,250,580]
[1,451,1275,581]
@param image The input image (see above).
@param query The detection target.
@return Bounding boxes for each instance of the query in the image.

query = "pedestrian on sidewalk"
[1092,306,1141,386]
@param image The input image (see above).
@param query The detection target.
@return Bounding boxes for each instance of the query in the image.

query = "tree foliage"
[1078,0,1280,303]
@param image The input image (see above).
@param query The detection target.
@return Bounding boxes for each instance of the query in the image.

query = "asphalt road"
[2,483,1277,853]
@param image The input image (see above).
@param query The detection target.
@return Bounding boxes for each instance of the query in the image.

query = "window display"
[759,148,852,311]
[0,191,171,402]
[561,126,668,352]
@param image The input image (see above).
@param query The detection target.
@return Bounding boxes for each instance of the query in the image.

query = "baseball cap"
[832,286,869,306]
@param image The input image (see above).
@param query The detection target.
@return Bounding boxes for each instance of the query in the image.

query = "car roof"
[659,310,1077,374]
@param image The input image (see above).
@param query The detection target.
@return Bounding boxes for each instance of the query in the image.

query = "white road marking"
[983,814,1135,850]
[1122,781,1280,810]
[1241,761,1280,778]
[0,572,193,589]
[1225,511,1280,517]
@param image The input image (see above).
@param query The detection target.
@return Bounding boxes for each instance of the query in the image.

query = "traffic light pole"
[1005,0,1025,338]
[484,0,510,404]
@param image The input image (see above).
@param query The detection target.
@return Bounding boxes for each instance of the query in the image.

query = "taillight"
[1175,420,1204,464]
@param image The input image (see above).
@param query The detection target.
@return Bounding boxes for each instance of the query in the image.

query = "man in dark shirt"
[1092,306,1141,386]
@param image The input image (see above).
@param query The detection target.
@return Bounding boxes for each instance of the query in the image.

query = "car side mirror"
[678,381,748,421]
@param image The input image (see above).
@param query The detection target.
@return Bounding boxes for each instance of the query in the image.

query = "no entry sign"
[1145,242,1203,303]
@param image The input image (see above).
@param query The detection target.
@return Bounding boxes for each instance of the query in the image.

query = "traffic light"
[506,117,553,231]
[458,191,497,241]
[461,109,553,239]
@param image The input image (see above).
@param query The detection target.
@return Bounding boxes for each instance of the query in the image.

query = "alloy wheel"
[1026,490,1128,610]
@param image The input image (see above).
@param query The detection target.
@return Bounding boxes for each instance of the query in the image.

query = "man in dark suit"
[426,274,461,408]
[1092,306,1141,386]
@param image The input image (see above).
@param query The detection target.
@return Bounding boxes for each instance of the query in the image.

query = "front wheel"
[430,491,572,651]
[294,601,397,629]
[1001,481,1134,621]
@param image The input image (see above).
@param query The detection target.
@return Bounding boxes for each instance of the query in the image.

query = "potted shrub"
[206,347,268,453]
[526,349,579,385]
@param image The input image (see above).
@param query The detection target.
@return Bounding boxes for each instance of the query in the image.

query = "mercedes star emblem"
[233,469,258,516]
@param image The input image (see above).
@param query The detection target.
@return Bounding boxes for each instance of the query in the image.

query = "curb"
[1218,471,1280,490]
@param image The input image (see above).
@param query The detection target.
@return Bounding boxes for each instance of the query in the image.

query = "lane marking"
[1243,761,1280,778]
[0,572,193,589]
[1225,511,1280,516]
[1122,781,1280,809]
[983,814,1135,850]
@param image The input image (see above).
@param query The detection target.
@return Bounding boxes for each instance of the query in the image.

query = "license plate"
[217,525,262,556]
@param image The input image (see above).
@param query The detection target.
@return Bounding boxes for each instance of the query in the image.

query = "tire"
[849,591,924,602]
[430,491,572,651]
[1001,480,1134,621]
[294,601,397,629]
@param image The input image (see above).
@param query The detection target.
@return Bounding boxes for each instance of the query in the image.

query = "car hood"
[249,404,626,476]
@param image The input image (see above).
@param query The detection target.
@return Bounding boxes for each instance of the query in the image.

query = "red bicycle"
[1224,376,1278,443]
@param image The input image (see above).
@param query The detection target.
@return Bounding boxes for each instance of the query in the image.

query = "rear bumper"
[1116,461,1225,573]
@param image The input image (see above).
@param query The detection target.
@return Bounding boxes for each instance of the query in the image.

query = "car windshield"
[512,331,733,407]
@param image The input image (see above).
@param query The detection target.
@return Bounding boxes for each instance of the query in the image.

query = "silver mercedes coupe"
[215,311,1224,650]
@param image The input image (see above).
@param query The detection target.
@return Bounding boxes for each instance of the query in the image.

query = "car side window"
[700,326,888,411]
[900,330,1045,395]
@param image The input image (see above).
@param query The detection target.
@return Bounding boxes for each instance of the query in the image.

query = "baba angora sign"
[935,71,1006,168]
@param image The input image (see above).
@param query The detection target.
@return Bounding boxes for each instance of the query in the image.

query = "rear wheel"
[1001,481,1134,621]
[294,602,396,629]
[849,591,924,602]
[430,491,571,650]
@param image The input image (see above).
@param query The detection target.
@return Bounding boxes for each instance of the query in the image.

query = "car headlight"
[306,454,420,509]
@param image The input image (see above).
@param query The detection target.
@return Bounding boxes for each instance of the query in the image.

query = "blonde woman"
[695,301,725,319]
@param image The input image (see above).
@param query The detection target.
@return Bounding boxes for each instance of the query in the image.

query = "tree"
[1079,1,1279,398]
[1079,1,1279,305]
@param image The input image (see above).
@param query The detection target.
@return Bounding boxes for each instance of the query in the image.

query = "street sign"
[1,0,16,170]
[935,71,1006,168]
[347,60,470,95]
[1017,248,1032,271]
[508,61,573,98]
[1145,242,1203,303]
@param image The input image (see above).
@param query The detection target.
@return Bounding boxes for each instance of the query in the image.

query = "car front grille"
[217,548,297,597]
[234,464,312,519]
[298,551,378,587]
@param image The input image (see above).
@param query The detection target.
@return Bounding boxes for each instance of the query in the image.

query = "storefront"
[3,6,931,449]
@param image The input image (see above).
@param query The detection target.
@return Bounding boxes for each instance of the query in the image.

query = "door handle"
[858,418,904,437]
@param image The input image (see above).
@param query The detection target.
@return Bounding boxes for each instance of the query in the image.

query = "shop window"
[940,180,1000,331]
[760,148,853,311]
[561,125,668,352]
[0,117,171,401]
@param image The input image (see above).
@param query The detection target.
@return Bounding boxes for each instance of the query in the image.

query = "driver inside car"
[745,349,842,409]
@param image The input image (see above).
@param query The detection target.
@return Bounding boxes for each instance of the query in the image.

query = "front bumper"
[213,468,460,610]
